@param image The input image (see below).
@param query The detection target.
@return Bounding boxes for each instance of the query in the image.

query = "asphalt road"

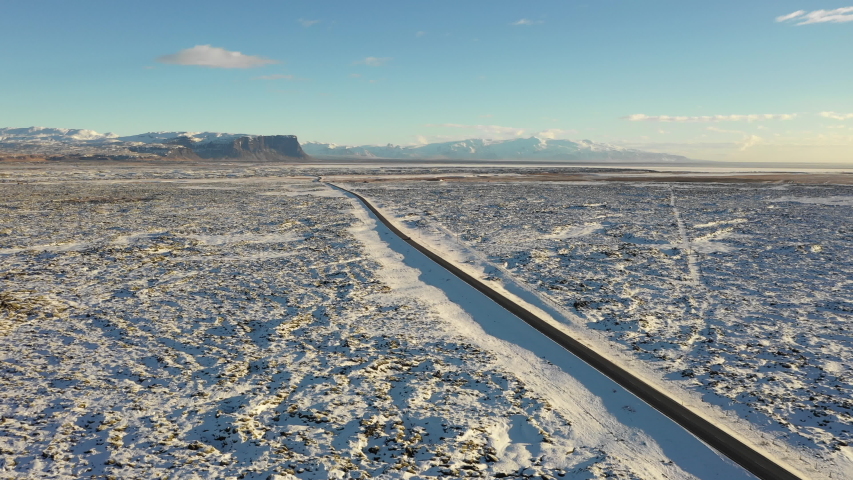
[331,183,804,480]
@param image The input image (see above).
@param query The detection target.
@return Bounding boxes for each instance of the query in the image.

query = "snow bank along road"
[330,183,803,480]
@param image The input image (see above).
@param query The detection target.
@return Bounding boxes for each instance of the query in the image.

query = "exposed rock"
[128,135,308,162]
[193,135,308,161]
[129,144,200,160]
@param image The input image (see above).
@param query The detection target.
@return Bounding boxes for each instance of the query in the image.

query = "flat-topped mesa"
[192,135,309,161]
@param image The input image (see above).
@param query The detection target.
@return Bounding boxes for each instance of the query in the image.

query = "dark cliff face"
[192,135,308,161]
[129,143,200,159]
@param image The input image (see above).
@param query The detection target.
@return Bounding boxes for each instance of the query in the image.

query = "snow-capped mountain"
[116,131,249,145]
[0,127,308,160]
[303,137,690,162]
[0,127,250,146]
[0,128,252,154]
[0,127,120,144]
[1,126,692,163]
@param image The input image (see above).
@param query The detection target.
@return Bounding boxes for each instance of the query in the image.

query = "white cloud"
[416,31,426,37]
[254,74,295,80]
[624,113,797,122]
[615,129,853,162]
[349,73,362,78]
[704,127,768,151]
[820,111,853,120]
[354,57,392,67]
[157,45,277,69]
[425,123,527,140]
[777,7,853,25]
[412,134,469,144]
[739,135,764,151]
[776,10,806,22]
[535,128,578,139]
[706,126,745,134]
[511,18,544,26]
[422,123,577,141]
[298,18,321,27]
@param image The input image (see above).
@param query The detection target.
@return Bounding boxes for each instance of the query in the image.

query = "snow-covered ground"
[0,168,761,479]
[347,179,853,479]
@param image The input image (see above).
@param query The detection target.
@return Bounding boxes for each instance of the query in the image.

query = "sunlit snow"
[0,164,849,479]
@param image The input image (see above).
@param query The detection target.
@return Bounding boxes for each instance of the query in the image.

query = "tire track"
[669,187,713,345]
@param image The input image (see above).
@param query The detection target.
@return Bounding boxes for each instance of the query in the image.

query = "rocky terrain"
[0,168,751,480]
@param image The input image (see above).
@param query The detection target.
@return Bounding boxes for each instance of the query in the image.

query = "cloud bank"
[427,123,525,139]
[624,113,797,122]
[820,111,853,120]
[776,7,853,25]
[739,135,764,151]
[423,123,577,141]
[157,45,277,69]
[535,128,579,139]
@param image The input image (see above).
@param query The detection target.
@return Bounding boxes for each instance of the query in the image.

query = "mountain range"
[302,137,689,162]
[0,127,690,163]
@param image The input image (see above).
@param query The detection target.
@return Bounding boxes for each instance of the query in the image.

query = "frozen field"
[349,178,853,476]
[0,168,761,480]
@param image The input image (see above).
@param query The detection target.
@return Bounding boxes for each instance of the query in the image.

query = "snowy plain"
[345,177,853,480]
[0,164,774,480]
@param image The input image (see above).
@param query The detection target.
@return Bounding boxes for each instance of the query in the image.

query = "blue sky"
[1,0,851,162]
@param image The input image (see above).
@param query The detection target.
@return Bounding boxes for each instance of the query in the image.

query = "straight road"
[330,183,804,480]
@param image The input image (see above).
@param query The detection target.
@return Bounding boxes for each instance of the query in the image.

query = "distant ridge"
[302,136,692,163]
[0,126,690,163]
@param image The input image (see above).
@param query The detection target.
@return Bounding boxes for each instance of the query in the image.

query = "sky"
[1,0,851,163]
